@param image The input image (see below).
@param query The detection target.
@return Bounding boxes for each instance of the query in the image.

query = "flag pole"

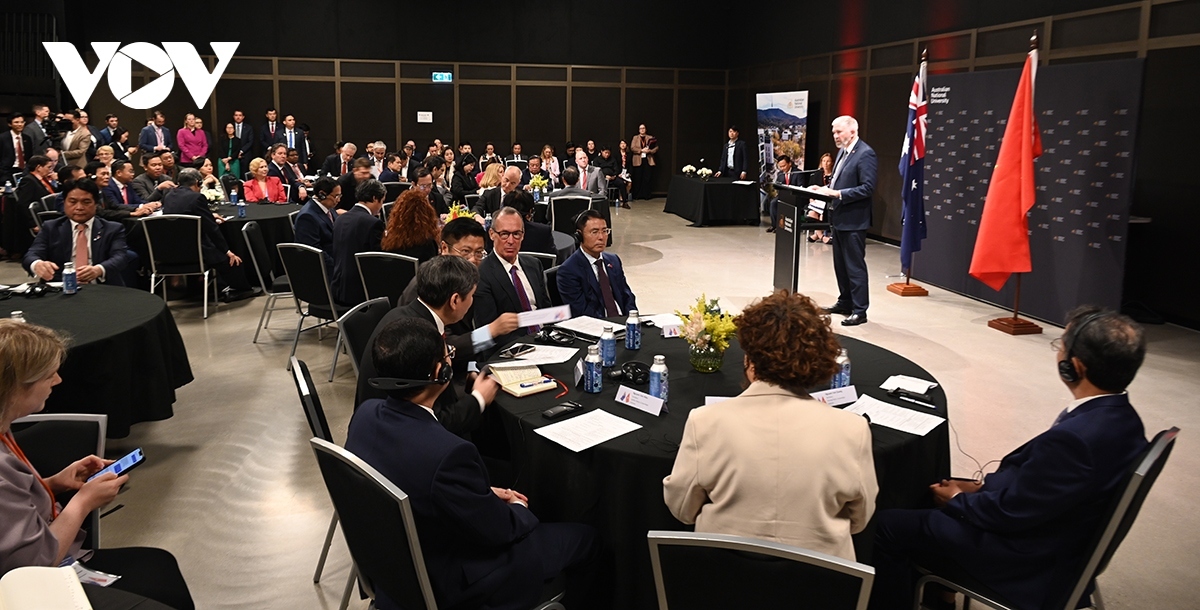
[890,47,929,297]
[987,33,1043,335]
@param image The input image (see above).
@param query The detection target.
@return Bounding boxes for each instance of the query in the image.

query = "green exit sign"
[432,72,453,82]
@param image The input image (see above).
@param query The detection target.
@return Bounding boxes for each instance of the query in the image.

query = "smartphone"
[87,448,145,482]
[498,344,536,359]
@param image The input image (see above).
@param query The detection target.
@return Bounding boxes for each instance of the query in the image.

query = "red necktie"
[341,160,347,174]
[122,184,129,204]
[785,172,790,185]
[595,259,619,316]
[15,134,24,169]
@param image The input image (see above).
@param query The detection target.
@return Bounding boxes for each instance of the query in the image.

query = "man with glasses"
[556,209,637,319]
[474,207,552,345]
[294,176,340,269]
[418,160,449,214]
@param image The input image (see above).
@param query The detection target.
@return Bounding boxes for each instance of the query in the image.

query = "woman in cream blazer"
[663,291,878,561]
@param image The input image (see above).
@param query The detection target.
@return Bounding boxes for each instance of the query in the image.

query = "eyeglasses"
[493,230,525,241]
[1050,337,1064,352]
[451,246,486,260]
[585,228,612,237]
[416,183,432,191]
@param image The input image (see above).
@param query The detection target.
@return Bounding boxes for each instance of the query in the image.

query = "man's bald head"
[501,166,522,193]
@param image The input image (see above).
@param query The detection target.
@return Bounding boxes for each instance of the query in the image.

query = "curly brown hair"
[734,291,842,396]
[381,188,440,252]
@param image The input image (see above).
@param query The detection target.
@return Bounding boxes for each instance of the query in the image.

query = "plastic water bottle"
[831,348,852,388]
[10,311,26,323]
[649,355,669,404]
[229,190,238,205]
[484,213,493,231]
[600,326,616,367]
[62,262,77,295]
[237,203,246,218]
[584,345,603,394]
[625,310,641,350]
[3,180,11,195]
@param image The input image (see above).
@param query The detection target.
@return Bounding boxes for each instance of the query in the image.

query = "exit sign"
[432,72,453,82]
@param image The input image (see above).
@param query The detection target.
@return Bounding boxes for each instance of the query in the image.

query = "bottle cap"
[603,325,613,332]
[588,345,599,354]
[629,310,639,316]
[653,355,665,364]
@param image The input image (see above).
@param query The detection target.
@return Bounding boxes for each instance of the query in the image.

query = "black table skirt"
[664,175,761,226]
[552,231,575,265]
[124,203,299,282]
[0,285,193,437]
[490,327,950,610]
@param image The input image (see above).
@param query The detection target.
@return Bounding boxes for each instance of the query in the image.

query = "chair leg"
[287,314,306,370]
[202,271,210,319]
[338,565,357,610]
[262,294,278,329]
[253,295,273,343]
[314,512,338,583]
[1093,585,1105,610]
[328,330,343,382]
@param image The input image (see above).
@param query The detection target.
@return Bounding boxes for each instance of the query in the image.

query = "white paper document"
[534,409,642,452]
[642,313,684,328]
[843,395,945,436]
[553,316,624,339]
[880,375,939,394]
[810,386,859,406]
[518,304,572,328]
[732,180,756,185]
[511,345,580,366]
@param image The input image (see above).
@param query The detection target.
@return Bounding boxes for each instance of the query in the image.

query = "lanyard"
[1,432,58,519]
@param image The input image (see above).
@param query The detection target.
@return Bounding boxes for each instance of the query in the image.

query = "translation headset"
[1057,312,1110,383]
[368,358,454,391]
[607,361,651,385]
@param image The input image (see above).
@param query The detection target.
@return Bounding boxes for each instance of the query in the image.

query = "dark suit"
[519,168,550,187]
[23,216,133,285]
[556,250,637,319]
[131,173,168,203]
[274,129,308,164]
[335,174,366,211]
[160,187,252,290]
[321,153,351,177]
[519,220,556,257]
[294,199,336,269]
[873,394,1147,610]
[267,161,302,202]
[22,120,51,156]
[330,205,384,306]
[230,122,254,159]
[450,171,476,206]
[474,252,551,345]
[769,169,807,227]
[0,131,33,184]
[138,124,175,156]
[827,140,877,315]
[345,396,594,610]
[354,300,483,436]
[471,187,506,217]
[258,122,279,157]
[717,139,748,178]
[377,168,402,184]
[427,186,449,215]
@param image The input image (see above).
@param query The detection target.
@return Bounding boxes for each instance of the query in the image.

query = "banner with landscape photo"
[756,91,809,171]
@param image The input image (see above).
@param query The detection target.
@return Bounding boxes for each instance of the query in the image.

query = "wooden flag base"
[887,282,929,297]
[988,316,1043,335]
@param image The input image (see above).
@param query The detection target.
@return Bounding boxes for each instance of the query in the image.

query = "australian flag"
[899,60,928,275]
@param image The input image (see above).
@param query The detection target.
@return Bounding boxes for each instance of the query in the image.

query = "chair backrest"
[380,201,394,224]
[142,215,205,274]
[11,413,107,549]
[38,193,55,211]
[336,297,392,376]
[310,438,437,610]
[220,173,241,199]
[277,243,337,313]
[464,192,480,210]
[356,252,419,308]
[525,251,557,269]
[241,221,277,293]
[1061,427,1180,610]
[544,265,563,307]
[383,182,409,202]
[549,196,591,234]
[37,210,62,226]
[288,209,300,228]
[282,183,291,200]
[243,171,252,181]
[289,358,333,442]
[647,531,874,610]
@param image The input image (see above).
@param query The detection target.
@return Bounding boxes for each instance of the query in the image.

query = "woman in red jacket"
[242,157,287,203]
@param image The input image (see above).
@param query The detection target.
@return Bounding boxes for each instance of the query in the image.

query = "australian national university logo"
[42,42,240,109]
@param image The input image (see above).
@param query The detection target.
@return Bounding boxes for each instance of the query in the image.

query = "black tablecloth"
[0,285,193,437]
[124,203,299,281]
[490,328,950,610]
[553,231,575,265]
[664,175,761,226]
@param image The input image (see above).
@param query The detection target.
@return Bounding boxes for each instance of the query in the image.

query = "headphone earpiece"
[1057,312,1109,384]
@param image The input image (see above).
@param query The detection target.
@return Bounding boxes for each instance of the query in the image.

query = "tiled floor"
[3,199,1197,609]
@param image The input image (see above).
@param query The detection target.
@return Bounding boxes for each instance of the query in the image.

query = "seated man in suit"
[767,154,805,233]
[377,153,405,183]
[84,161,155,223]
[519,155,551,189]
[131,152,177,203]
[573,149,606,194]
[548,165,594,201]
[266,143,306,202]
[156,170,259,301]
[336,157,373,212]
[293,176,339,269]
[714,125,747,180]
[354,255,507,434]
[24,177,133,285]
[595,144,629,208]
[471,165,521,218]
[320,141,356,177]
[417,160,449,215]
[505,142,526,164]
[474,207,551,345]
[345,316,595,610]
[502,190,555,257]
[331,179,385,306]
[557,210,636,319]
[870,307,1150,610]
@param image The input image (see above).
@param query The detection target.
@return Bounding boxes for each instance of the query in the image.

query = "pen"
[896,395,936,409]
[519,378,555,388]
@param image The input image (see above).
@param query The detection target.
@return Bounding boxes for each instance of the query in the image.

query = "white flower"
[682,164,696,173]
[696,168,713,177]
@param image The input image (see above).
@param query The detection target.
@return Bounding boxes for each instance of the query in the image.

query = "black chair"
[648,531,874,610]
[548,196,592,234]
[913,426,1181,610]
[289,358,358,610]
[335,297,391,377]
[309,439,566,610]
[243,171,252,182]
[464,192,480,212]
[142,215,218,318]
[355,252,418,309]
[380,201,394,225]
[525,251,557,270]
[276,243,347,379]
[29,194,59,232]
[382,181,410,202]
[220,173,241,201]
[544,265,563,307]
[242,221,295,343]
[11,413,108,550]
[288,209,300,229]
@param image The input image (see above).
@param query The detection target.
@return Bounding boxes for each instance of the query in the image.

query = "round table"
[490,327,950,610]
[552,231,576,265]
[0,285,193,438]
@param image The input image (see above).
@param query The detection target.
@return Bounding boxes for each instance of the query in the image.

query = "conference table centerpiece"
[442,203,474,224]
[676,294,736,373]
[696,167,713,182]
[682,164,696,177]
[528,174,549,202]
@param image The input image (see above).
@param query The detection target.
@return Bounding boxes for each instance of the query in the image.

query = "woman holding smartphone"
[0,320,194,609]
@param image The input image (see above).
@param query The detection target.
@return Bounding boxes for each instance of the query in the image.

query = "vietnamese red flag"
[969,50,1042,291]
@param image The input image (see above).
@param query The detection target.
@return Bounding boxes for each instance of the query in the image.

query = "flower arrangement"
[682,164,696,176]
[696,167,713,181]
[528,174,549,192]
[442,204,474,223]
[676,294,736,352]
[202,188,222,203]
